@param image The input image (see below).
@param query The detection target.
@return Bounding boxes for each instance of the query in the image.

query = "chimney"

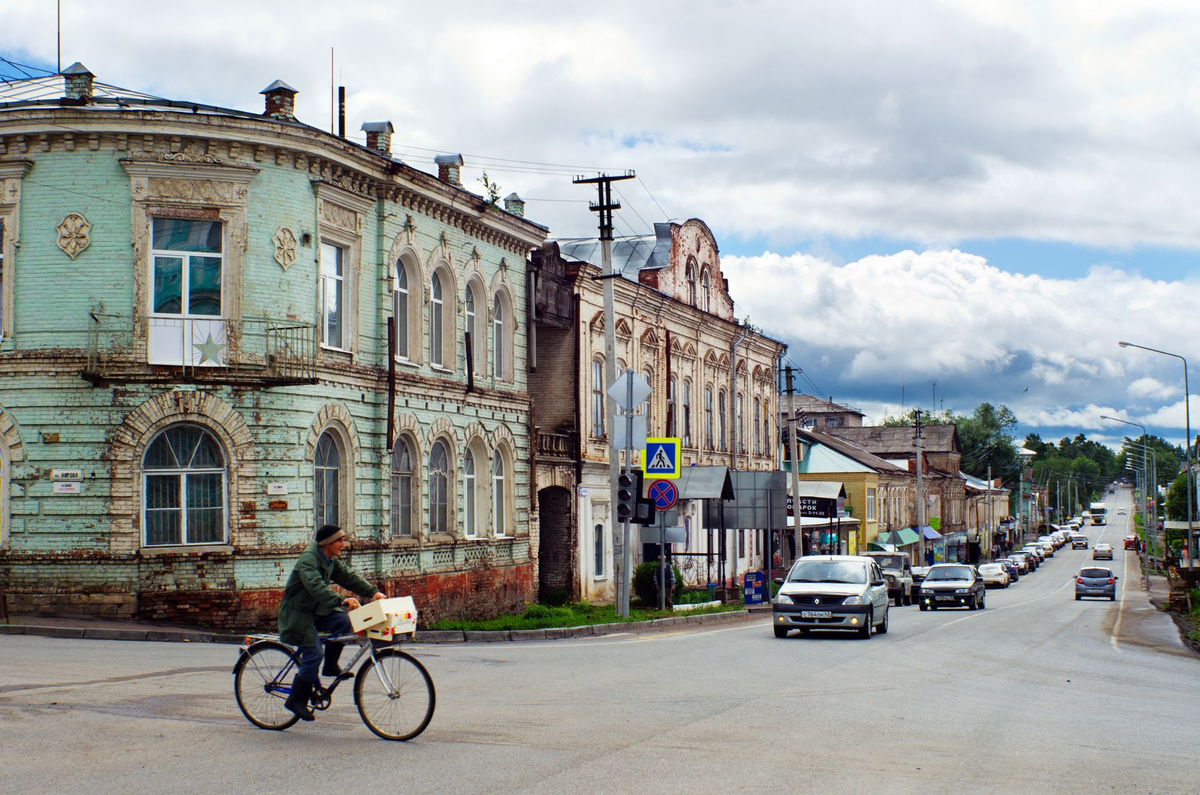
[435,153,464,187]
[503,192,525,217]
[260,80,298,121]
[361,121,393,154]
[62,62,94,103]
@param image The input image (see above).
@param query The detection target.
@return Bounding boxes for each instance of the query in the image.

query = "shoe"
[321,644,343,678]
[284,676,315,721]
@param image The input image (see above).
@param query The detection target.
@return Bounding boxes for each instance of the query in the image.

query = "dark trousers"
[296,611,352,682]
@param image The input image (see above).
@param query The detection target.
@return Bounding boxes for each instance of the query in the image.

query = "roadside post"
[646,443,681,611]
[608,370,650,618]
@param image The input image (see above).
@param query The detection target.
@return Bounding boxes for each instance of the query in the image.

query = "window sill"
[429,365,454,374]
[320,344,353,357]
[395,358,420,369]
[429,533,455,544]
[139,544,233,556]
[386,536,420,547]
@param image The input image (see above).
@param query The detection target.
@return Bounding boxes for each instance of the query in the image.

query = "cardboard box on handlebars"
[347,596,418,641]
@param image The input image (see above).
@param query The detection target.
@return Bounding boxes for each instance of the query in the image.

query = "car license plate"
[1088,589,1105,594]
[800,610,831,619]
[936,595,956,601]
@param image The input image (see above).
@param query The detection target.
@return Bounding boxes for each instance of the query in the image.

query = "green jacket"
[277,542,378,647]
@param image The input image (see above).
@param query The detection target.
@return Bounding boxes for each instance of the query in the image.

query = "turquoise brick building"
[0,66,546,628]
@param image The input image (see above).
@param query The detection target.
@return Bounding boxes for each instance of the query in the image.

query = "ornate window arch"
[314,430,343,531]
[463,436,488,538]
[142,424,227,546]
[394,251,424,363]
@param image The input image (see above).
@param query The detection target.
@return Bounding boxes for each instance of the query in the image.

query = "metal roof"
[555,222,673,278]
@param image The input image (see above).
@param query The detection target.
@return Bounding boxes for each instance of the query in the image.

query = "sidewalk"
[0,606,756,645]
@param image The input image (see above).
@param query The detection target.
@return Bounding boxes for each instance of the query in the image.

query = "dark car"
[1071,534,1089,550]
[1075,567,1117,601]
[997,559,1020,582]
[917,564,987,611]
[1005,554,1030,575]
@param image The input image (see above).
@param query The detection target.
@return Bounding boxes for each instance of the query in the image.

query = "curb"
[0,607,756,646]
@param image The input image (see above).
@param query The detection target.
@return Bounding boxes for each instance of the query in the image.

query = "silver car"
[772,556,891,639]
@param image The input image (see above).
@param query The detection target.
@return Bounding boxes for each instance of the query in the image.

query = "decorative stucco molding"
[56,213,91,260]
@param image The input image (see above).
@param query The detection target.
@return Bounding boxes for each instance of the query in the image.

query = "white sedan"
[977,563,1011,588]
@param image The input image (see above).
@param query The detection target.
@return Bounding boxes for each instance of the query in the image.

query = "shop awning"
[786,516,861,528]
[897,527,921,546]
[921,525,942,540]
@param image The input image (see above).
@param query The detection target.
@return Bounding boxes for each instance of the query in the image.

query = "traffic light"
[616,469,642,523]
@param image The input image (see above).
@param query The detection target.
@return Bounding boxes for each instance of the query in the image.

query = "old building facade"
[530,220,786,601]
[0,68,547,627]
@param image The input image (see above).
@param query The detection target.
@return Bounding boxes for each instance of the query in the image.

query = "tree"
[955,403,1018,479]
[478,171,501,206]
[1165,472,1189,521]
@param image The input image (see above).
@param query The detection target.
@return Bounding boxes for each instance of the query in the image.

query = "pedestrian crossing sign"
[642,437,681,479]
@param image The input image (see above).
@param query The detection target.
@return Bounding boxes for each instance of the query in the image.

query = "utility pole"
[785,366,803,569]
[914,409,926,562]
[986,460,993,559]
[575,171,635,617]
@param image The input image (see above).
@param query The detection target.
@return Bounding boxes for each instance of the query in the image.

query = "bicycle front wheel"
[354,648,436,741]
[233,641,301,731]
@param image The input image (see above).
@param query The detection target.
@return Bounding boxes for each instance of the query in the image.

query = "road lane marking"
[1111,544,1130,653]
[941,573,1073,627]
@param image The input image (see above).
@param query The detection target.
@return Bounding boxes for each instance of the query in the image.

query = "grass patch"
[428,600,742,632]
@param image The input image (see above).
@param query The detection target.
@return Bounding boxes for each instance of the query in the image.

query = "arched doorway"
[537,486,574,603]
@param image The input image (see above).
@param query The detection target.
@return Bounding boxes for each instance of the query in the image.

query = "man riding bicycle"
[278,524,385,721]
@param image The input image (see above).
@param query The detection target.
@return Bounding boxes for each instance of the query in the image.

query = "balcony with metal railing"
[81,312,318,387]
[536,430,577,462]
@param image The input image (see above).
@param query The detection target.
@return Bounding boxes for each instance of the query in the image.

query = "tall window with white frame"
[142,425,226,546]
[682,379,692,446]
[464,447,477,538]
[753,398,761,456]
[429,439,449,535]
[320,241,345,349]
[704,386,713,449]
[718,390,727,451]
[591,358,605,438]
[464,284,480,374]
[394,263,409,360]
[686,262,697,306]
[314,431,341,530]
[492,295,505,380]
[736,392,745,453]
[867,488,877,522]
[594,524,605,578]
[430,272,444,368]
[667,376,677,437]
[701,271,711,313]
[492,450,507,537]
[390,438,413,538]
[762,401,771,460]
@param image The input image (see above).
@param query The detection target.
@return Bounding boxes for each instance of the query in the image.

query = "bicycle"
[232,631,435,741]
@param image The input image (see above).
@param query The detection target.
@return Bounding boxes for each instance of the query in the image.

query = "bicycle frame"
[232,632,401,699]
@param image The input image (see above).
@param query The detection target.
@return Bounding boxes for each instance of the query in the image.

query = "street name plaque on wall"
[51,469,84,481]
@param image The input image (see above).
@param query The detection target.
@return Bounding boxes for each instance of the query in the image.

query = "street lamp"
[1102,414,1153,590]
[1118,341,1194,563]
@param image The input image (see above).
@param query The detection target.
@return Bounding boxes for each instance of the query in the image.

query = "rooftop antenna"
[330,48,335,133]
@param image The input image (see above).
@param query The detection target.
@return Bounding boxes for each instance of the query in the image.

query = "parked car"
[917,564,987,611]
[772,556,890,639]
[1020,546,1044,566]
[1117,507,1127,515]
[1075,567,1118,601]
[1124,536,1138,550]
[978,563,1011,588]
[1004,555,1030,575]
[1093,543,1114,560]
[860,551,914,606]
[997,559,1021,581]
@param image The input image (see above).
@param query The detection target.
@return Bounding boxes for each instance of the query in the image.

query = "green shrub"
[632,561,683,605]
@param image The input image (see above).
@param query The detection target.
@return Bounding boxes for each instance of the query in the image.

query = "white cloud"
[1128,377,1177,400]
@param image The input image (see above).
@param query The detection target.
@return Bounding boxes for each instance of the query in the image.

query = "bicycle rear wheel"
[233,641,301,730]
[354,648,435,741]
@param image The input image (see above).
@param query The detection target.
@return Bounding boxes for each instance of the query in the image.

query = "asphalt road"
[1,489,1196,795]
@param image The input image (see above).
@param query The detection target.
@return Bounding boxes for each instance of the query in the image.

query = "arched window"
[701,270,711,313]
[430,271,444,368]
[642,367,653,429]
[591,358,605,438]
[464,446,478,538]
[736,392,745,453]
[718,390,727,451]
[492,294,505,380]
[682,379,692,446]
[464,283,476,369]
[390,438,414,538]
[142,424,226,546]
[492,450,507,537]
[704,386,714,449]
[667,376,677,437]
[395,263,410,360]
[753,398,761,455]
[594,523,605,578]
[762,399,770,459]
[429,439,449,535]
[314,431,341,530]
[686,262,697,306]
